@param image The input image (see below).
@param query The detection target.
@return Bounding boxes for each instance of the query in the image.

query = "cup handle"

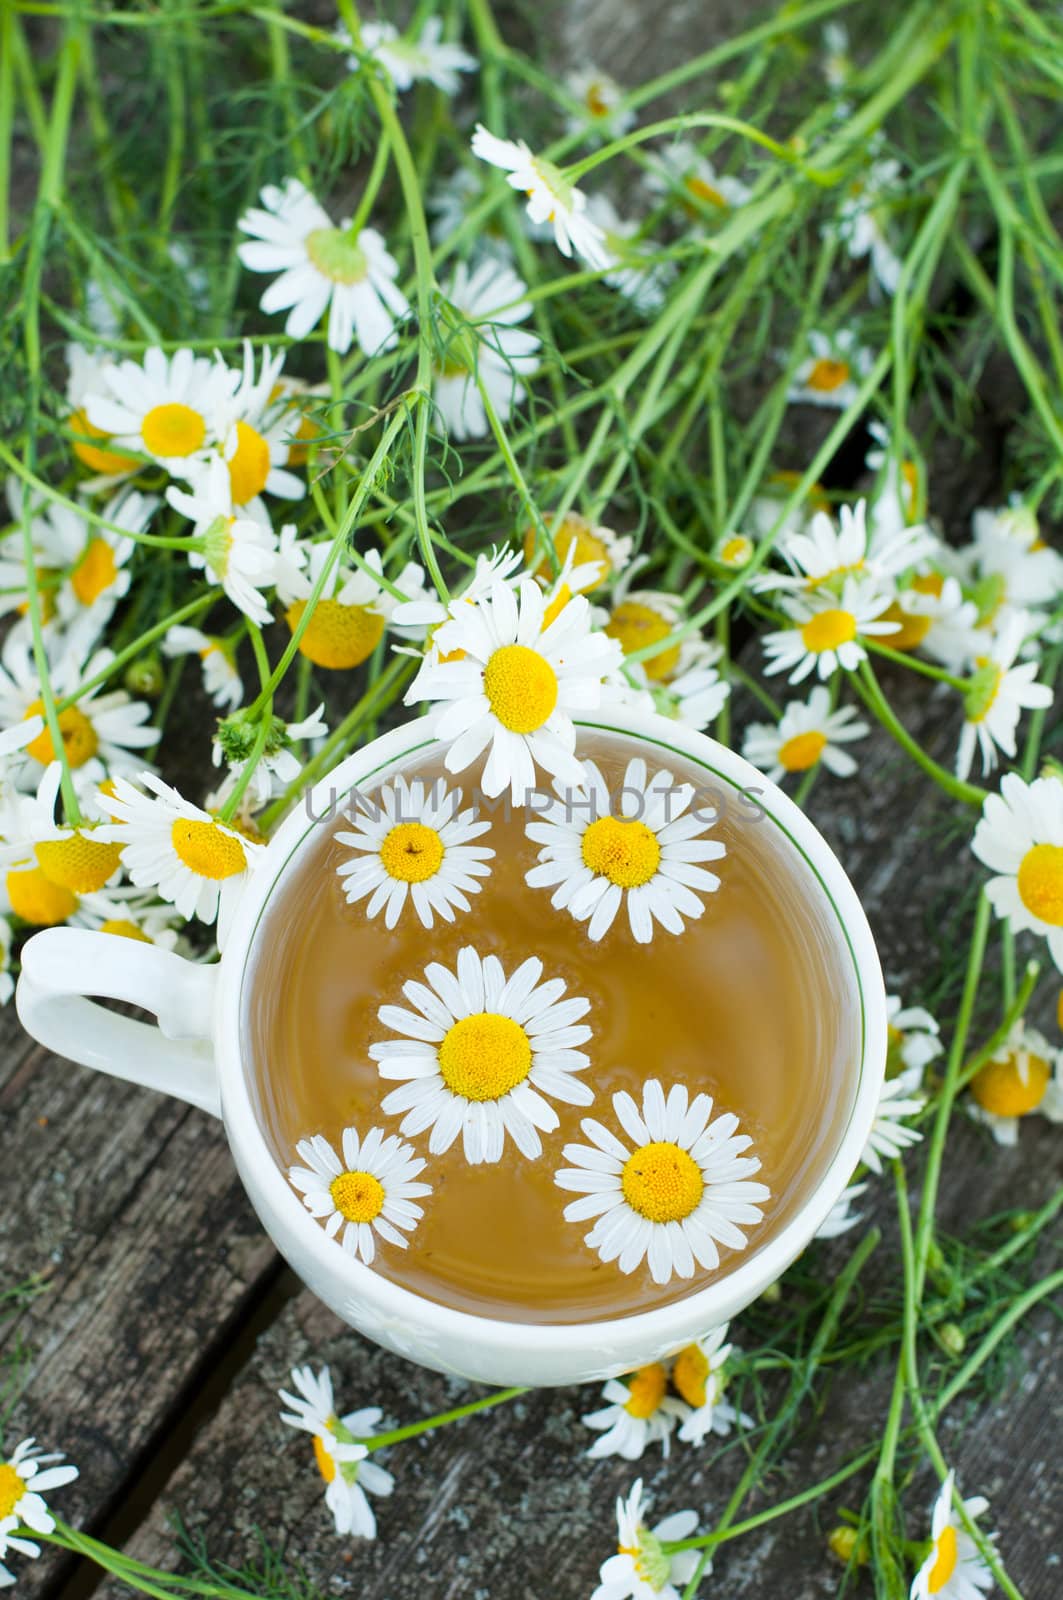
[16,928,221,1118]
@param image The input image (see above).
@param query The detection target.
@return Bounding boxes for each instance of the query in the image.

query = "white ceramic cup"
[16,710,886,1387]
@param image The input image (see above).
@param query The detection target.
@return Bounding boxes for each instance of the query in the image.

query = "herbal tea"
[247,729,861,1324]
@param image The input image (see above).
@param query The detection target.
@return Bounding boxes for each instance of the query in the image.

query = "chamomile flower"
[95,772,263,939]
[649,140,751,218]
[762,579,899,684]
[335,774,493,930]
[211,704,327,807]
[591,1479,702,1600]
[277,537,426,669]
[644,659,730,733]
[585,195,674,315]
[434,259,540,441]
[910,1472,995,1600]
[0,1437,79,1582]
[603,589,698,684]
[524,512,633,597]
[968,1021,1063,1146]
[351,17,476,93]
[956,611,1052,780]
[970,500,1063,620]
[673,1324,751,1446]
[0,762,123,895]
[237,179,409,355]
[66,345,143,484]
[287,1125,431,1264]
[0,632,156,792]
[814,1180,868,1239]
[405,577,622,802]
[525,755,725,944]
[788,329,874,409]
[971,771,1063,970]
[582,1364,688,1461]
[71,889,181,949]
[163,626,244,710]
[564,68,634,139]
[54,489,158,638]
[369,945,594,1165]
[556,1080,770,1285]
[278,1366,393,1541]
[885,573,980,671]
[210,342,304,517]
[836,155,904,297]
[389,545,523,636]
[886,994,943,1080]
[741,687,869,782]
[470,124,613,269]
[861,1073,926,1175]
[755,499,936,596]
[166,457,279,625]
[84,346,236,474]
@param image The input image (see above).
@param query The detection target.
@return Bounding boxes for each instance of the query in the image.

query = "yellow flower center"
[585,80,611,118]
[581,815,661,888]
[69,408,141,476]
[927,1526,958,1594]
[912,572,944,600]
[170,818,247,880]
[718,535,753,568]
[623,1363,668,1419]
[227,420,272,505]
[878,599,932,652]
[312,1433,337,1485]
[621,1140,704,1223]
[672,1343,710,1407]
[378,821,445,883]
[305,227,368,285]
[684,174,727,209]
[806,357,850,393]
[284,599,386,671]
[100,917,152,942]
[799,608,857,654]
[6,867,78,926]
[0,1463,24,1521]
[1016,843,1063,926]
[524,514,611,591]
[777,729,828,773]
[329,1168,386,1224]
[605,601,680,682]
[286,411,321,467]
[437,1013,532,1102]
[35,832,123,893]
[24,701,99,769]
[16,569,59,625]
[972,1050,1051,1118]
[71,538,120,607]
[482,644,559,733]
[140,402,206,459]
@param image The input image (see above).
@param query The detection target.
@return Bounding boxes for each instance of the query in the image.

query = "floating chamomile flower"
[762,578,899,684]
[370,945,593,1165]
[163,626,244,710]
[674,1325,752,1446]
[525,755,725,944]
[237,179,409,355]
[470,124,613,269]
[405,577,622,802]
[95,772,262,939]
[434,259,540,441]
[971,771,1063,971]
[564,68,634,139]
[886,993,943,1079]
[861,1072,926,1175]
[288,1125,431,1264]
[582,1363,688,1461]
[649,140,751,218]
[84,346,236,474]
[910,1471,995,1600]
[278,1366,393,1541]
[524,512,632,596]
[591,1478,703,1600]
[968,1021,1063,1146]
[350,16,476,93]
[742,687,869,783]
[277,534,426,670]
[335,775,493,930]
[956,611,1052,781]
[166,458,278,626]
[814,1180,868,1239]
[556,1080,769,1284]
[0,1436,79,1584]
[788,329,874,409]
[0,632,156,793]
